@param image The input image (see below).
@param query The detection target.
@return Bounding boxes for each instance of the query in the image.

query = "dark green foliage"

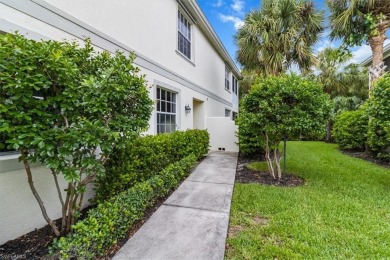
[242,75,331,141]
[236,112,265,156]
[95,129,209,202]
[51,154,197,259]
[333,108,368,151]
[0,33,153,234]
[367,74,390,161]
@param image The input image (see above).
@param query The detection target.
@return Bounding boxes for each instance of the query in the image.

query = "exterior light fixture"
[185,104,191,113]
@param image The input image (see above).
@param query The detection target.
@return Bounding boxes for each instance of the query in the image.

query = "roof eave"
[181,0,243,79]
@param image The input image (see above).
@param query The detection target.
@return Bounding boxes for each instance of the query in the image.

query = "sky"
[196,0,390,70]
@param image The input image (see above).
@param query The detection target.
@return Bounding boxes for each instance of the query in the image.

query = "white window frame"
[156,87,178,134]
[177,9,192,61]
[225,67,230,91]
[232,75,238,95]
[225,108,231,118]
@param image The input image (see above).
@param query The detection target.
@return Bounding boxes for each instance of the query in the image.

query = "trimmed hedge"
[236,112,265,156]
[332,108,368,151]
[367,74,390,161]
[95,129,209,201]
[51,154,197,259]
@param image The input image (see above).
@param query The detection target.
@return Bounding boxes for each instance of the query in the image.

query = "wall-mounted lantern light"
[185,104,191,113]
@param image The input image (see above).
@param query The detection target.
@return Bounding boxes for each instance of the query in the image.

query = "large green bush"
[332,107,368,151]
[367,74,390,161]
[95,129,209,201]
[0,33,152,235]
[237,112,265,156]
[51,154,197,259]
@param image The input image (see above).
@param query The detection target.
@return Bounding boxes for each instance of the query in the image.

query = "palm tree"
[327,0,390,84]
[316,47,352,97]
[340,64,369,99]
[235,0,324,75]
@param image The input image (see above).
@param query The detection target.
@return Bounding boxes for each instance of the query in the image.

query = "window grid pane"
[178,11,191,59]
[157,87,177,134]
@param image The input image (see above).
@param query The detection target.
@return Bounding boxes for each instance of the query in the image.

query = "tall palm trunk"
[368,29,387,89]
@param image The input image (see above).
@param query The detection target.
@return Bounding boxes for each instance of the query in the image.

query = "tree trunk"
[369,32,386,89]
[21,150,60,236]
[264,133,275,179]
[325,120,333,143]
[369,34,385,68]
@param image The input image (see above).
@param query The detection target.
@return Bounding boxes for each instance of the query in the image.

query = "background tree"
[315,47,352,97]
[239,75,331,179]
[235,0,323,75]
[0,34,153,236]
[327,0,390,85]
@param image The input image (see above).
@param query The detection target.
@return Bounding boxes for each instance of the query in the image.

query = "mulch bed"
[0,158,205,260]
[236,153,304,187]
[342,150,390,169]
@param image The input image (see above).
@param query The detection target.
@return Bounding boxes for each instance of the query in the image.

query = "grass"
[226,141,390,259]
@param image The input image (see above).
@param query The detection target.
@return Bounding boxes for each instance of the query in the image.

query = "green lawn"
[227,141,390,259]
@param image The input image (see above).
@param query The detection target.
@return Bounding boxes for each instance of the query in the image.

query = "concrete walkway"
[114,151,238,260]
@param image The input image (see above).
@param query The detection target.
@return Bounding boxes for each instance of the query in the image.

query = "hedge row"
[333,74,390,160]
[51,154,197,259]
[95,129,209,201]
[332,108,368,151]
[367,74,390,161]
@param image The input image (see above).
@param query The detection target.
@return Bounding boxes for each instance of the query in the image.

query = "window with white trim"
[157,87,177,134]
[225,67,230,91]
[232,75,238,95]
[225,109,231,118]
[178,10,191,59]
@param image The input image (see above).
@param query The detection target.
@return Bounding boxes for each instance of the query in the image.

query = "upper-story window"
[232,75,238,95]
[178,10,191,60]
[225,67,230,91]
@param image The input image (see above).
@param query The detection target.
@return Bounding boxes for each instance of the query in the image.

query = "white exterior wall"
[0,0,240,244]
[206,117,239,152]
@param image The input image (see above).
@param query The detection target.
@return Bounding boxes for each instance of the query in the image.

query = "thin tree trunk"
[62,183,71,229]
[21,151,60,236]
[274,148,282,180]
[51,169,64,208]
[265,133,275,179]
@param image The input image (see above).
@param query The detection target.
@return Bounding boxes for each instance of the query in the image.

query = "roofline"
[181,0,242,79]
[361,42,390,66]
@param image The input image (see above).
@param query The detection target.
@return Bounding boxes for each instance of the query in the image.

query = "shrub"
[367,74,390,161]
[0,33,152,235]
[332,108,368,151]
[237,112,265,156]
[95,129,209,201]
[240,75,331,179]
[51,154,197,259]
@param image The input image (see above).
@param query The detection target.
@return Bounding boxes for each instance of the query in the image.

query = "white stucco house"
[0,0,241,244]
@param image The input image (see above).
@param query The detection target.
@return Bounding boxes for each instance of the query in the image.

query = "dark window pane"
[157,101,160,112]
[157,88,160,99]
[160,125,165,133]
[172,103,176,113]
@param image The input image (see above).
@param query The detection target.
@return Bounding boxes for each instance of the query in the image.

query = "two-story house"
[0,0,241,244]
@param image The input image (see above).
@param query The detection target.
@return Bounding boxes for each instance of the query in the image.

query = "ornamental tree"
[240,75,331,179]
[0,34,153,235]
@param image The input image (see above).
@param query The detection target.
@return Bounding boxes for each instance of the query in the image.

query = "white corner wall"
[206,117,239,152]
